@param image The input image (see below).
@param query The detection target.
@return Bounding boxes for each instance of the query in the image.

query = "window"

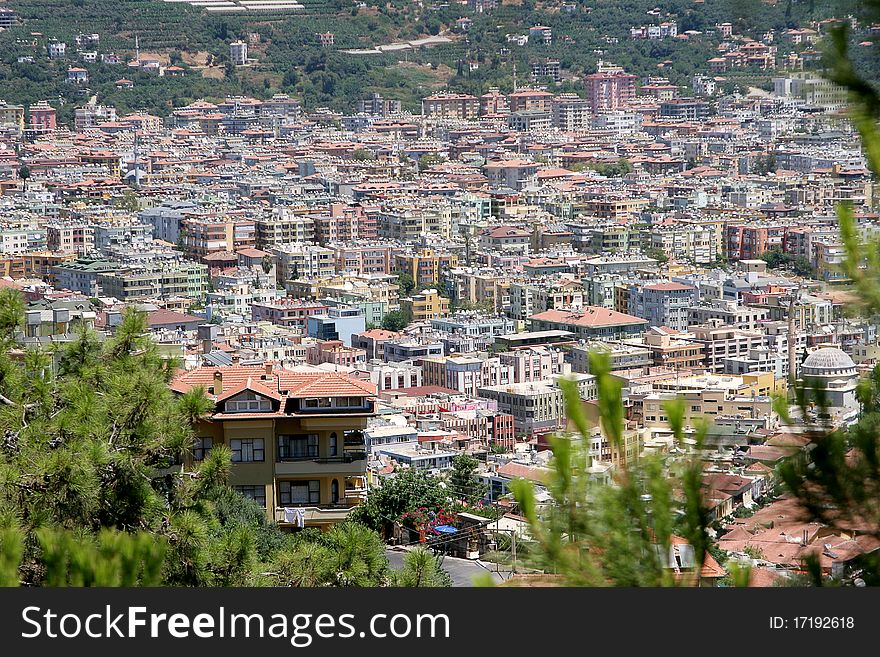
[304,397,332,409]
[278,434,318,460]
[193,437,213,461]
[331,480,339,504]
[329,432,338,457]
[279,480,320,506]
[234,485,266,508]
[226,390,272,413]
[231,438,265,463]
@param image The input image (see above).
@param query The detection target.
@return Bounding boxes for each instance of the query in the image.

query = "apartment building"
[393,249,459,287]
[622,327,705,371]
[254,212,316,248]
[689,321,767,374]
[170,365,376,529]
[333,244,393,275]
[270,243,336,285]
[421,93,480,120]
[46,224,95,255]
[584,64,637,114]
[181,217,256,261]
[251,300,329,332]
[530,307,649,340]
[627,282,698,332]
[400,289,450,322]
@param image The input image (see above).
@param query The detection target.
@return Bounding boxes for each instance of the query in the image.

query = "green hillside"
[0,0,870,122]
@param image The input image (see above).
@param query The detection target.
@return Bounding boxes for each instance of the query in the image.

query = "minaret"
[512,62,517,92]
[135,35,140,64]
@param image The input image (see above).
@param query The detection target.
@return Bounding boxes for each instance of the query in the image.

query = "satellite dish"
[0,143,7,151]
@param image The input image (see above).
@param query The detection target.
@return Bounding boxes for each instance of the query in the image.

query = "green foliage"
[759,250,817,278]
[350,468,450,533]
[394,271,415,297]
[644,247,669,266]
[381,309,407,332]
[266,522,389,587]
[509,351,711,586]
[586,159,633,178]
[447,453,487,505]
[390,547,453,587]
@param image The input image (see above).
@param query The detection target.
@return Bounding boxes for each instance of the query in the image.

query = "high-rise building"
[584,63,637,114]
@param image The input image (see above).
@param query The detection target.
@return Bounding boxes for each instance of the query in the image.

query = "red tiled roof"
[495,462,549,483]
[147,308,202,327]
[530,307,649,329]
[171,365,377,402]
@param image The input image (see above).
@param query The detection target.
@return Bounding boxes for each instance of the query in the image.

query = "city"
[0,0,877,590]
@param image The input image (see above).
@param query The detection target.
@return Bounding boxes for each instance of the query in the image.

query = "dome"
[802,347,856,375]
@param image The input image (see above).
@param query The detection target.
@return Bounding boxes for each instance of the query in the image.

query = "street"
[385,548,512,587]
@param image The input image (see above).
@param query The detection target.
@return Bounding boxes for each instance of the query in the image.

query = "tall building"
[552,93,591,131]
[422,93,479,120]
[28,100,57,135]
[230,41,248,66]
[0,100,25,132]
[584,63,637,114]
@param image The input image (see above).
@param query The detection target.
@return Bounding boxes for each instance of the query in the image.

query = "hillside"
[0,0,869,122]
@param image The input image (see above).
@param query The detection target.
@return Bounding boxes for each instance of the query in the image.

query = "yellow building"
[400,288,450,322]
[394,249,459,287]
[171,364,375,529]
[0,100,25,132]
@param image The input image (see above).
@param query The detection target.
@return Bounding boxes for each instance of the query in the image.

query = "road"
[385,548,511,587]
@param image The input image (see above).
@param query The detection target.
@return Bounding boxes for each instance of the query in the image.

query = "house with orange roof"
[170,363,377,529]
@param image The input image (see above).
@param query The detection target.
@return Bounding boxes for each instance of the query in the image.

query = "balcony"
[274,505,355,527]
[274,453,367,476]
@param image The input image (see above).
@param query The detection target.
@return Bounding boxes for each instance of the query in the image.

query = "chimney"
[213,371,223,395]
[265,361,273,378]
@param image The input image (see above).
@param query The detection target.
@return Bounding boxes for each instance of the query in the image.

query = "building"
[0,7,18,28]
[690,322,767,374]
[530,307,648,340]
[255,212,316,248]
[67,67,89,84]
[251,299,329,332]
[799,347,860,424]
[484,159,538,191]
[230,41,248,66]
[531,59,561,83]
[271,243,335,285]
[75,103,117,130]
[306,306,366,346]
[170,365,376,528]
[357,93,401,117]
[401,289,450,322]
[28,100,57,135]
[659,98,710,120]
[422,93,479,120]
[627,282,698,332]
[394,250,459,287]
[316,32,335,47]
[622,327,705,370]
[552,93,591,131]
[584,64,637,114]
[0,101,25,132]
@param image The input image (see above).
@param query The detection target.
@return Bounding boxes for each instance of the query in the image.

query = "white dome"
[802,347,856,374]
